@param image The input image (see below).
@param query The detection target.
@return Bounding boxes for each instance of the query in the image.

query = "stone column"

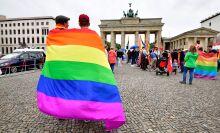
[121,31,125,49]
[185,38,189,49]
[135,31,139,45]
[145,31,150,43]
[182,39,184,49]
[205,37,208,51]
[194,37,197,44]
[163,42,166,51]
[157,30,162,47]
[100,31,106,46]
[111,31,115,48]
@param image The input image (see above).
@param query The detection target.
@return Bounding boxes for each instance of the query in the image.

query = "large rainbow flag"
[37,27,126,130]
[194,51,218,80]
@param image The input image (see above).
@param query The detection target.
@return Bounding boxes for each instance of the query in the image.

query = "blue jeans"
[183,67,194,83]
[110,64,115,72]
[180,61,184,72]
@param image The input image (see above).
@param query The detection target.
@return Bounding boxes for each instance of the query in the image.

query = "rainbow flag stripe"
[194,52,218,80]
[37,28,125,130]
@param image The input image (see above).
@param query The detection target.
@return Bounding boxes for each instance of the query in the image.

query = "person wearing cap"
[78,14,90,28]
[55,15,70,30]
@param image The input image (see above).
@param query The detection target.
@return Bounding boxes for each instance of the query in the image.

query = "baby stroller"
[156,57,169,76]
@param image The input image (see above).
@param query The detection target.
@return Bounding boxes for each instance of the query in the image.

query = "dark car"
[0,51,45,75]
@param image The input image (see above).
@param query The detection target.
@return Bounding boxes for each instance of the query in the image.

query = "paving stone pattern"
[0,64,220,133]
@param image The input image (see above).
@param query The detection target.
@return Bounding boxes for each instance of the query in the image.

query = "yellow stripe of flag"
[46,45,111,69]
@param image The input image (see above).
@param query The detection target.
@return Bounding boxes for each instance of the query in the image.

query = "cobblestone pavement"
[0,64,220,133]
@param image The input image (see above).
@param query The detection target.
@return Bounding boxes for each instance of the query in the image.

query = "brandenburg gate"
[99,3,164,49]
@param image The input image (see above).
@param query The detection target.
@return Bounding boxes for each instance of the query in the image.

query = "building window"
[1,38,4,44]
[27,22,29,26]
[14,38,16,44]
[10,47,13,53]
[2,47,4,54]
[13,23,16,26]
[23,37,25,44]
[1,24,3,27]
[9,30,12,35]
[37,29,39,34]
[22,23,25,26]
[13,30,16,34]
[5,30,7,35]
[27,29,29,34]
[18,23,20,26]
[42,47,45,50]
[46,22,49,25]
[32,29,34,34]
[32,37,34,43]
[22,29,25,34]
[37,37,39,43]
[27,37,30,43]
[14,47,16,50]
[41,22,44,25]
[1,30,3,35]
[9,23,12,27]
[5,24,7,27]
[18,29,20,34]
[36,22,39,26]
[5,38,8,44]
[42,37,44,43]
[42,29,45,35]
[6,47,8,54]
[209,22,211,26]
[42,28,49,35]
[18,38,21,43]
[10,38,12,44]
[31,22,34,26]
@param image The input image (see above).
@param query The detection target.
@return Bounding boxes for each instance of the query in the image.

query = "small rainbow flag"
[37,27,125,130]
[194,51,218,80]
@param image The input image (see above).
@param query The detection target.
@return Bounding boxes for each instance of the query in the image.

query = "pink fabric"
[108,50,117,64]
[194,74,218,80]
[37,92,125,130]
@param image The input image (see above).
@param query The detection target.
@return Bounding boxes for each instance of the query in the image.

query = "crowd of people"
[107,41,220,85]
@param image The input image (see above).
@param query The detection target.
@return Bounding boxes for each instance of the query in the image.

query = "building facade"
[0,15,55,55]
[163,27,219,51]
[201,12,220,32]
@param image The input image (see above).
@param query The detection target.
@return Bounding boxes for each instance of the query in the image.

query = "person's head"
[55,15,70,28]
[198,47,203,51]
[110,47,114,51]
[174,59,177,63]
[189,45,197,53]
[207,45,212,51]
[79,14,90,28]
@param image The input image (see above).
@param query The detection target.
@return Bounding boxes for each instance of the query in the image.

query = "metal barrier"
[0,58,45,77]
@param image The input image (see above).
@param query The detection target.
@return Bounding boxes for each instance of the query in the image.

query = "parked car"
[0,49,45,75]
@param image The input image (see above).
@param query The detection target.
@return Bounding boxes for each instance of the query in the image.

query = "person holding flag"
[37,14,126,131]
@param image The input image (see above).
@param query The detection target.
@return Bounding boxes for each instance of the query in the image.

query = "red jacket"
[108,50,117,64]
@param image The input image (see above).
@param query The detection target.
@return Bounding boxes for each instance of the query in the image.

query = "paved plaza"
[0,64,220,133]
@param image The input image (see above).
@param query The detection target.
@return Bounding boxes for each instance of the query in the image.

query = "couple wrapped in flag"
[37,14,126,130]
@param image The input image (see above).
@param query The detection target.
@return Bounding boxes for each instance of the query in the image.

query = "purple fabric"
[194,74,218,80]
[37,92,125,130]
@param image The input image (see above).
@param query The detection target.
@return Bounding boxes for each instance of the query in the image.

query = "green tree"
[105,41,121,50]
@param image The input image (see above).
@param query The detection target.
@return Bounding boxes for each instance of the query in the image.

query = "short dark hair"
[55,15,70,25]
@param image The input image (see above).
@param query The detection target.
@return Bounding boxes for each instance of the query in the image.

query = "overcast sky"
[0,0,219,44]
